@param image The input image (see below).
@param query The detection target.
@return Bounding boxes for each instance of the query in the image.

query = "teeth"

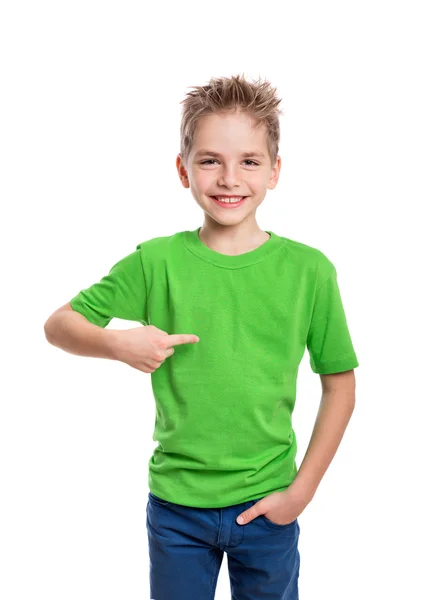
[214,196,244,203]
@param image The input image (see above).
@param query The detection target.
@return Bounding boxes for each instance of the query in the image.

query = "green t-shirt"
[70,227,359,508]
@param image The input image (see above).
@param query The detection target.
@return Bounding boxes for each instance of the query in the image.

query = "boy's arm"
[44,246,147,359]
[67,248,148,328]
[291,256,359,500]
[288,370,356,501]
[44,303,122,360]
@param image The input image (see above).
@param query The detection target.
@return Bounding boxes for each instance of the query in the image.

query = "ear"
[176,154,190,189]
[268,155,281,191]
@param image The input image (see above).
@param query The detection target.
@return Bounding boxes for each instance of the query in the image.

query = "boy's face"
[176,110,281,228]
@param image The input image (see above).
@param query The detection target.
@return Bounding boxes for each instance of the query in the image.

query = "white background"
[1,1,435,598]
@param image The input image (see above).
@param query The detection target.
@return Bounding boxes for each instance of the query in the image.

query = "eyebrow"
[194,150,266,159]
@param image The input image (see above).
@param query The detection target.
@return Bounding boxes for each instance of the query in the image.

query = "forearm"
[289,388,356,499]
[44,310,120,360]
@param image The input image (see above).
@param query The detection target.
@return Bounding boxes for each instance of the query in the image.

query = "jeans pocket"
[248,498,297,530]
[259,514,297,530]
[148,491,172,507]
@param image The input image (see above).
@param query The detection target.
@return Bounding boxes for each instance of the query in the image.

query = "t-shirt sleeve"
[69,248,148,328]
[306,257,359,375]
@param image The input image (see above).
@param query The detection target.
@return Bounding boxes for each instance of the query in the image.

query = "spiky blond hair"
[179,73,283,166]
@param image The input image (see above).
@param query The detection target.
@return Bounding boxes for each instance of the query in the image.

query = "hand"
[236,486,311,526]
[112,325,200,373]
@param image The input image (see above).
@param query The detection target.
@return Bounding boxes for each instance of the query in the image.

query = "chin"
[206,213,250,227]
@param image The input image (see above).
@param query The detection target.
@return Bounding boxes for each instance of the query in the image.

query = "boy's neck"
[198,223,271,256]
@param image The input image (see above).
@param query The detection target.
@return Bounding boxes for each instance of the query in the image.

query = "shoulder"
[277,233,336,285]
[135,229,187,262]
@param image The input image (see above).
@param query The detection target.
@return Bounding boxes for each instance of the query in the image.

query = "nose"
[217,164,241,189]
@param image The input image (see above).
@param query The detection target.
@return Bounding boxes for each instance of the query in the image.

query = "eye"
[199,159,259,166]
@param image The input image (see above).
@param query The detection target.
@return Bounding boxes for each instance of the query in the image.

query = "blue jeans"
[146,491,300,600]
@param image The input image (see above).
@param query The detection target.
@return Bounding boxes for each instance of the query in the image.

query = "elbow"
[44,316,56,344]
[44,322,53,344]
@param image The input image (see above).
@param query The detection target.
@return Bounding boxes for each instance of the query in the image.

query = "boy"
[44,74,359,600]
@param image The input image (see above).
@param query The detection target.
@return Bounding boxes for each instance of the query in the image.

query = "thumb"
[236,503,260,525]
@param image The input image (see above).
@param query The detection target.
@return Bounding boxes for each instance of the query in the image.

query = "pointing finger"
[164,334,200,347]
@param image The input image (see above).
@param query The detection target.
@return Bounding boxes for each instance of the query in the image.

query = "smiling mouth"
[210,196,248,205]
